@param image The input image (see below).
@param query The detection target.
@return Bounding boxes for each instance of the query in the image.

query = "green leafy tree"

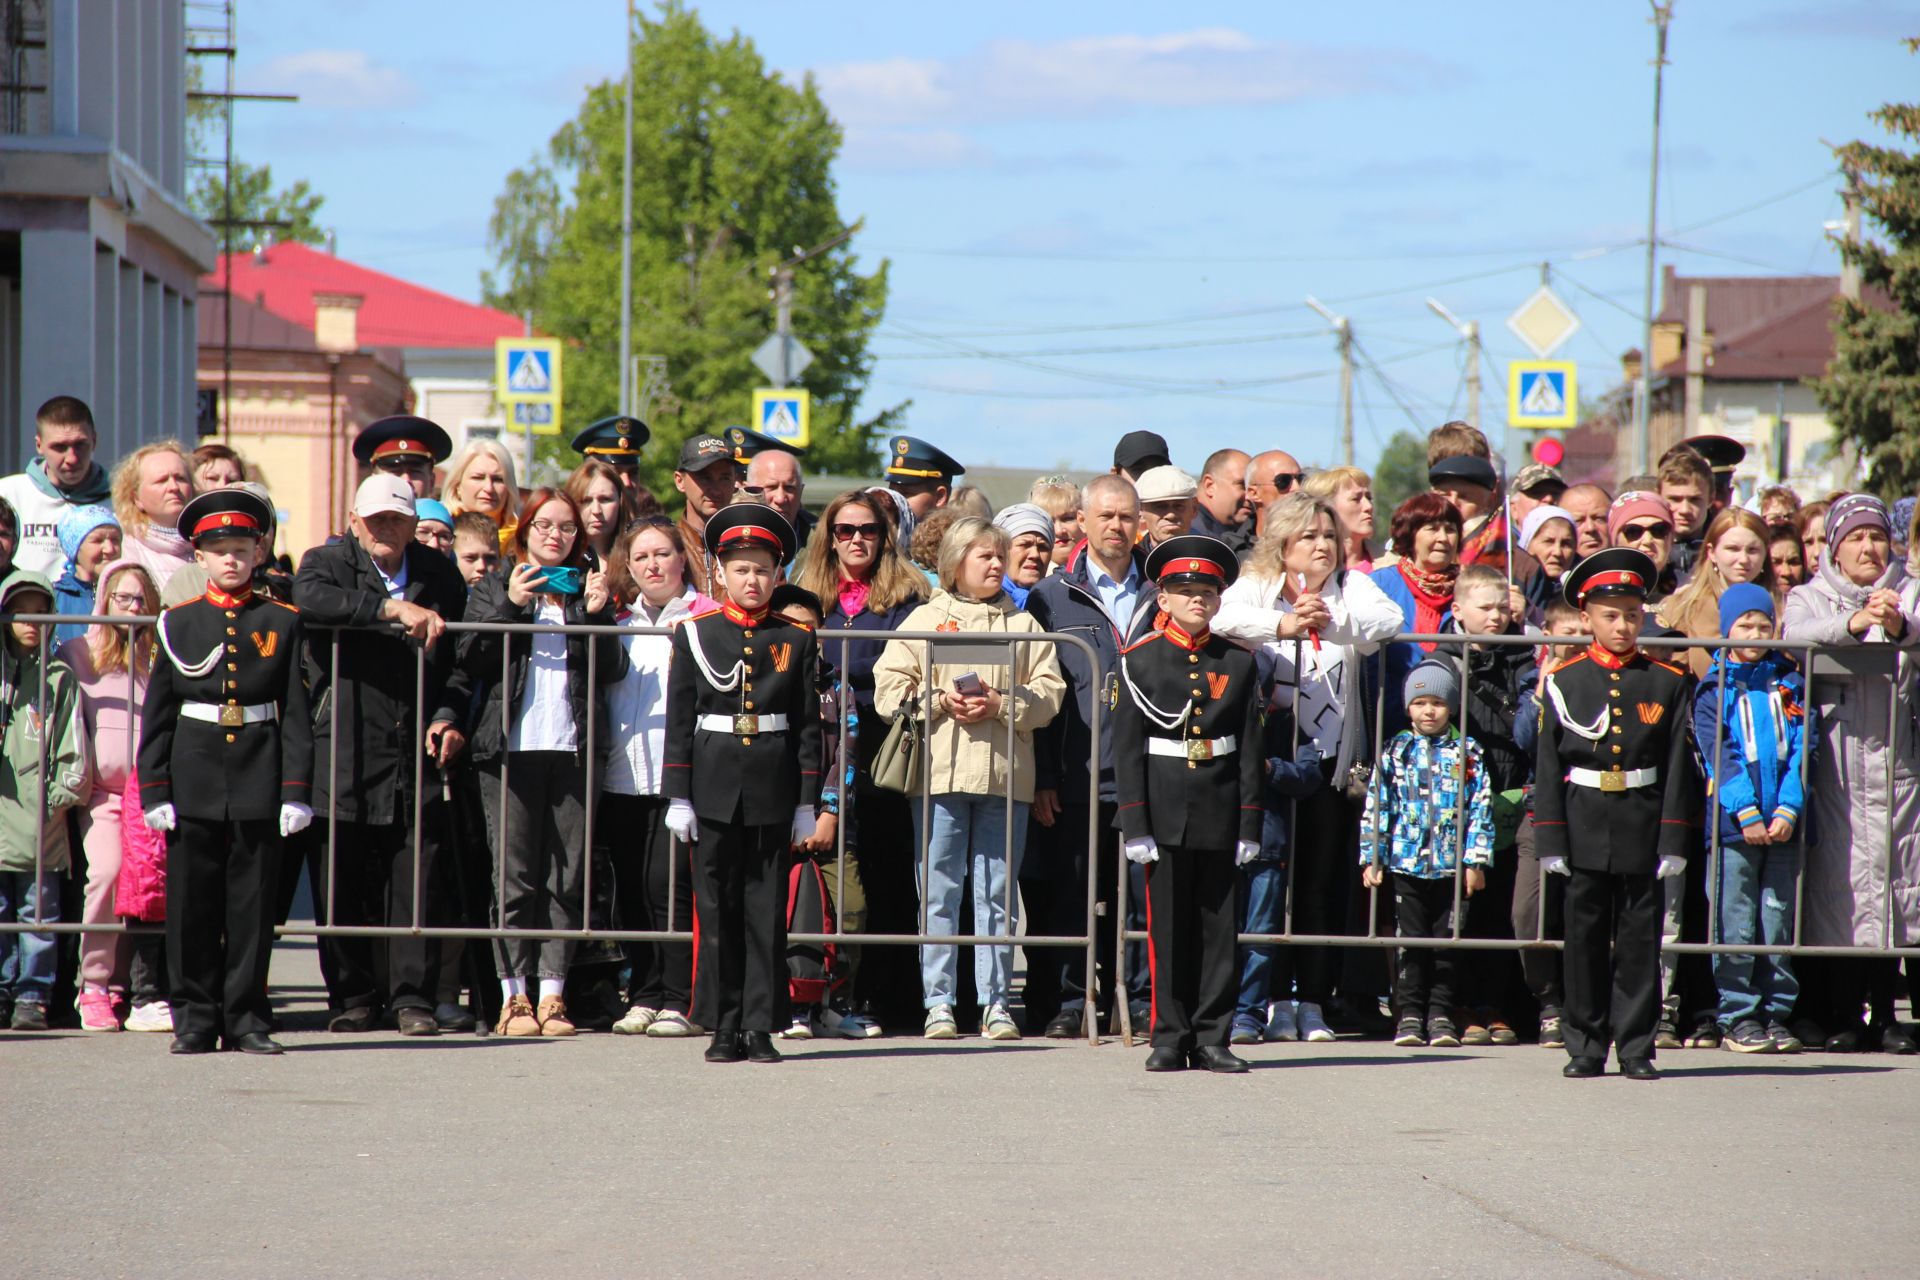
[190,158,328,246]
[1371,429,1430,514]
[1819,38,1920,500]
[482,2,896,493]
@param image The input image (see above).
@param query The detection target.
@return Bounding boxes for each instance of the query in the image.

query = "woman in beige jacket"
[873,518,1065,1041]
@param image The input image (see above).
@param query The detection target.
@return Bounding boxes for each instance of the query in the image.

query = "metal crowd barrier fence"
[0,610,1108,1043]
[1111,626,1920,1045]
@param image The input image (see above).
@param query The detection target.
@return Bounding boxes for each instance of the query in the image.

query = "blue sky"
[230,1,1918,474]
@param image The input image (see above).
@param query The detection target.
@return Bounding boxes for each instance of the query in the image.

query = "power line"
[1668,173,1833,236]
[870,328,1328,360]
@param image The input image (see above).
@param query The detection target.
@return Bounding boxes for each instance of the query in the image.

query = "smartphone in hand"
[952,671,985,698]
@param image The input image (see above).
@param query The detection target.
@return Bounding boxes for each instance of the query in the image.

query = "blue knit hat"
[414,498,453,529]
[56,504,119,561]
[1718,582,1776,637]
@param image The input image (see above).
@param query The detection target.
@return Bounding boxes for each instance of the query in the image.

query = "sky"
[225,1,1919,475]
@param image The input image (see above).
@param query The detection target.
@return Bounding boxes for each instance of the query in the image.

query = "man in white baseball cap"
[1134,465,1199,551]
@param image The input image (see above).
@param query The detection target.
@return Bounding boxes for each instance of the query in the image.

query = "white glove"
[791,805,817,845]
[1234,840,1260,867]
[1656,855,1686,880]
[1124,837,1159,865]
[1539,855,1571,877]
[666,798,699,843]
[143,802,176,833]
[279,802,313,837]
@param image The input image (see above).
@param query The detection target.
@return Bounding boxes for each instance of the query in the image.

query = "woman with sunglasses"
[794,489,929,1033]
[1606,492,1683,630]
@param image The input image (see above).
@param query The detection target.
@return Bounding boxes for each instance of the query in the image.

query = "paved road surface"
[5,940,1914,1278]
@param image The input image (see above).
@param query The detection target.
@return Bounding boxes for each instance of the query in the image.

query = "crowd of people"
[0,392,1916,1076]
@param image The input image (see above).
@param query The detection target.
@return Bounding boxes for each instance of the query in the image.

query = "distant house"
[1562,266,1875,495]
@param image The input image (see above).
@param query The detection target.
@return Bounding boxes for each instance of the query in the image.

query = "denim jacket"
[1360,727,1494,877]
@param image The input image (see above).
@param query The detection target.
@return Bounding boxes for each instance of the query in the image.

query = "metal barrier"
[0,608,1107,1043]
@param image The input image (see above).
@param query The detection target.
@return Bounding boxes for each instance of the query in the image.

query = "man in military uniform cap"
[572,415,651,488]
[662,503,822,1065]
[353,414,453,500]
[883,435,964,519]
[1114,534,1264,1074]
[1680,433,1745,513]
[138,486,314,1055]
[1532,547,1697,1081]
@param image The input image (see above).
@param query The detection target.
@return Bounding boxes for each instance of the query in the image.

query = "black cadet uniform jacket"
[1114,625,1263,851]
[138,586,314,822]
[663,601,823,826]
[1532,646,1697,874]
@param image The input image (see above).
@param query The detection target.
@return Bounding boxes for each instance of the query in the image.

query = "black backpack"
[786,857,839,1006]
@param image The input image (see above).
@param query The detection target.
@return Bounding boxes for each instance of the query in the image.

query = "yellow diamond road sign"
[1509,360,1577,429]
[1505,287,1581,359]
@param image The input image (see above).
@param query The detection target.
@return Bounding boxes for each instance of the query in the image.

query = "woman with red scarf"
[1370,493,1464,736]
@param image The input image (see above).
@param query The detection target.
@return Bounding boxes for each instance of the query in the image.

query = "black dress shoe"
[1144,1045,1187,1072]
[327,1006,376,1033]
[745,1031,782,1063]
[1562,1056,1603,1078]
[704,1031,745,1063]
[1619,1057,1659,1081]
[1043,1009,1082,1040]
[1191,1045,1251,1074]
[395,1007,441,1037]
[169,1032,217,1055]
[433,1002,477,1033]
[235,1032,285,1055]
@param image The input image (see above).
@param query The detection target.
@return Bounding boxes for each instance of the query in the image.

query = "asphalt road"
[5,940,1914,1279]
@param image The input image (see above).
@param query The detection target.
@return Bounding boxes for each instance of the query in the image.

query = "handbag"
[870,702,923,795]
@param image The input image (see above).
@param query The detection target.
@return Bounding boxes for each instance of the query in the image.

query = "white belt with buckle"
[698,713,790,736]
[181,701,278,728]
[1148,734,1236,762]
[1567,766,1657,792]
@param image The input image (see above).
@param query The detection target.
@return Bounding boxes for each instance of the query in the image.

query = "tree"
[1818,39,1920,500]
[190,158,329,246]
[1371,429,1429,515]
[482,2,896,492]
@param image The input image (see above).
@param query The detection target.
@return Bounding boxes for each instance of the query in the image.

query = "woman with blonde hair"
[873,517,1064,1041]
[110,441,195,587]
[1657,507,1777,679]
[441,439,521,556]
[1302,465,1380,572]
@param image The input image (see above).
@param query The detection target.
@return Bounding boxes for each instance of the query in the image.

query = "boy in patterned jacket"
[1361,658,1495,1049]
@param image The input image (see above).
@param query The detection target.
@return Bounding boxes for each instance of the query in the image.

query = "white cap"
[354,473,417,520]
[1134,465,1198,503]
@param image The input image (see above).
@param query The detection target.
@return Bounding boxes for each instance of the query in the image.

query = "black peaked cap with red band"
[180,486,274,545]
[704,502,798,564]
[1145,533,1238,590]
[352,415,453,466]
[1563,547,1658,608]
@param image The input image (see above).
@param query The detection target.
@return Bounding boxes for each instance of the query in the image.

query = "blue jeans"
[0,869,63,1004]
[912,794,1028,1009]
[1236,862,1286,1025]
[1713,841,1798,1026]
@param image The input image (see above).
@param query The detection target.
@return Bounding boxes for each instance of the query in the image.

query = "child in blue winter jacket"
[1691,583,1812,1054]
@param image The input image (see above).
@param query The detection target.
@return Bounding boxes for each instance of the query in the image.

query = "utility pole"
[1633,1,1674,476]
[619,0,635,416]
[1839,180,1862,302]
[769,265,795,388]
[521,309,536,487]
[1306,296,1354,466]
[1426,298,1481,431]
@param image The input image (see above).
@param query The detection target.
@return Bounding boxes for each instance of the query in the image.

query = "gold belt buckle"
[218,705,245,728]
[733,714,759,736]
[1598,770,1626,793]
[1186,738,1214,762]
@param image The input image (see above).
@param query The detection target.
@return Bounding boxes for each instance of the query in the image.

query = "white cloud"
[254,49,421,110]
[842,128,995,173]
[815,28,1452,126]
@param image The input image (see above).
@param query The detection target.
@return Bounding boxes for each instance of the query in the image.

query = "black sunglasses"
[1620,522,1672,541]
[832,522,884,541]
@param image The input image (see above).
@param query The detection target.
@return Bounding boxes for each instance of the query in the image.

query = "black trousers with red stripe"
[1145,846,1240,1049]
[689,819,790,1035]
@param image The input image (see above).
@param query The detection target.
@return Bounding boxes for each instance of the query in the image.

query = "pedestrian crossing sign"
[1508,360,1577,429]
[752,388,810,448]
[495,337,564,435]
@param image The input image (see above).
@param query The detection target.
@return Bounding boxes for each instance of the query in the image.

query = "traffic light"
[1531,436,1565,468]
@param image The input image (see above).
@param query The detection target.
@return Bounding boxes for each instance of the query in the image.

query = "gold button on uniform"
[226,627,237,636]
[744,701,755,710]
[1612,745,1623,754]
[225,734,237,743]
[226,645,237,654]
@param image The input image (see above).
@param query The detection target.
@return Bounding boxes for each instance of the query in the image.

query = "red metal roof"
[204,241,523,350]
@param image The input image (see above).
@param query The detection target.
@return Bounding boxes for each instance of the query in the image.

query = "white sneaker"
[818,1003,880,1039]
[612,1005,658,1035]
[1296,1001,1336,1043]
[1264,999,1298,1042]
[982,1003,1021,1041]
[923,1004,959,1040]
[645,1010,695,1037]
[781,1012,815,1040]
[124,1001,173,1033]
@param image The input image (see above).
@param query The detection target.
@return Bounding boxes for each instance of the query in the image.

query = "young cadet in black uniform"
[138,488,314,1055]
[1114,535,1264,1074]
[1533,548,1697,1081]
[663,504,822,1064]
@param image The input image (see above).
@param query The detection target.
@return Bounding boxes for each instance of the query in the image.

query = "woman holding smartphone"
[873,518,1065,1041]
